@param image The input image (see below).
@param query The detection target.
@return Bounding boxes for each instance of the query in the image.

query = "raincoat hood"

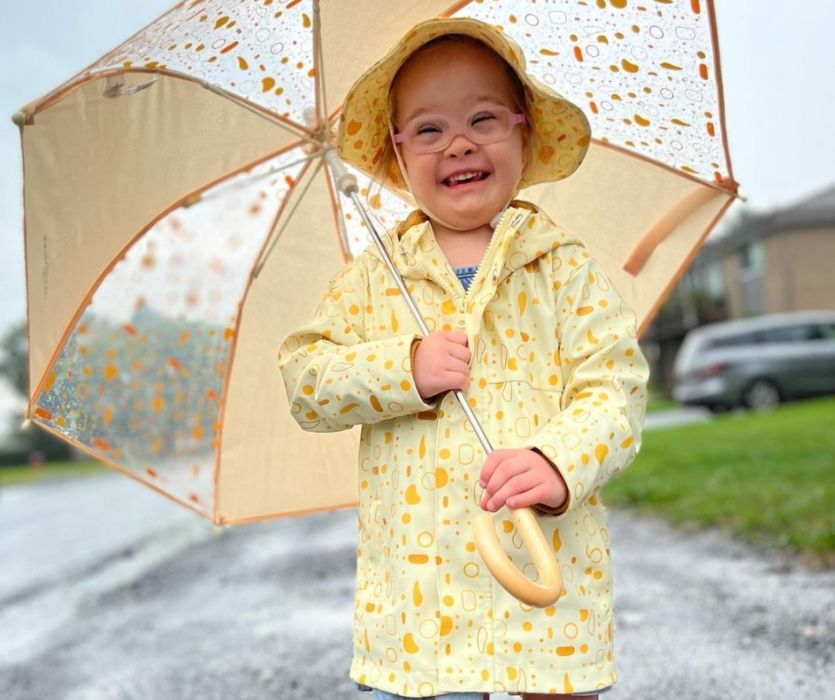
[373,203,578,291]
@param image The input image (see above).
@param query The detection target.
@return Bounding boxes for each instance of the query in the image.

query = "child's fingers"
[442,331,469,346]
[444,356,470,375]
[478,449,512,488]
[480,470,539,512]
[503,485,552,510]
[479,450,524,493]
[444,341,471,363]
[442,369,469,390]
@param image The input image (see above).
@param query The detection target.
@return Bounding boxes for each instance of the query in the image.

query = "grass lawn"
[604,395,835,567]
[0,459,106,486]
[6,397,833,567]
[646,391,678,413]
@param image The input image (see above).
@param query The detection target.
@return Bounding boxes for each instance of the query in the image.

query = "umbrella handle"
[473,506,563,608]
[330,153,563,608]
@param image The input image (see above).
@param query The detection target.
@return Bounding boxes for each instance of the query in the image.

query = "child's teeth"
[448,171,482,184]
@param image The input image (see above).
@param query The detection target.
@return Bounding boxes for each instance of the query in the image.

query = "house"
[643,182,835,393]
[689,182,835,317]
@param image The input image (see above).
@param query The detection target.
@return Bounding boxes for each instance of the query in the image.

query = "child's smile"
[390,41,528,237]
[442,169,490,188]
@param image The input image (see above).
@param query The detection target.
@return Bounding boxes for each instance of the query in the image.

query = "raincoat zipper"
[460,205,516,304]
[403,206,523,317]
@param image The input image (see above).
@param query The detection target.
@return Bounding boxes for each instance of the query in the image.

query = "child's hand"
[413,331,471,401]
[478,449,568,513]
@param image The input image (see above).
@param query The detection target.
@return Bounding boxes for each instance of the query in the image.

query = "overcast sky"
[2,1,834,421]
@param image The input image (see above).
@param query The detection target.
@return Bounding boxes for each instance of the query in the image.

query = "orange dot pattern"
[81,0,728,183]
[33,148,306,512]
[461,0,728,181]
[88,0,317,125]
[278,204,649,696]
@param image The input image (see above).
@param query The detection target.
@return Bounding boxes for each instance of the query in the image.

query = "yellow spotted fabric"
[278,204,649,696]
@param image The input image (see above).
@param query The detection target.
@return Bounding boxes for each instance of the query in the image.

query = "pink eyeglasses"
[392,105,526,154]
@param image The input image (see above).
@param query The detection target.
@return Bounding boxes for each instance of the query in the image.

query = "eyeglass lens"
[403,108,518,153]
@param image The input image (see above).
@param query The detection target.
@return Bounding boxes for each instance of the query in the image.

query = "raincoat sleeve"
[526,256,649,517]
[277,257,439,433]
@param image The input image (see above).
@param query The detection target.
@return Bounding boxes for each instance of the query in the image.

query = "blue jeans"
[365,689,606,699]
[370,691,485,700]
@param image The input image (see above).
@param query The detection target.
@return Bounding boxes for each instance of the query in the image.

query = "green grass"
[646,391,678,413]
[604,396,835,567]
[6,398,833,567]
[0,459,106,486]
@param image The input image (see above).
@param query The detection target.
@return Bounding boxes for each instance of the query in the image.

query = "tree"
[0,321,27,396]
[0,321,72,461]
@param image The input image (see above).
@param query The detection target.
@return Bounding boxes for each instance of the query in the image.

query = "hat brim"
[336,17,591,194]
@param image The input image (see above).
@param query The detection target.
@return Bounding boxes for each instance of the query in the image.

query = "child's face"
[390,41,527,232]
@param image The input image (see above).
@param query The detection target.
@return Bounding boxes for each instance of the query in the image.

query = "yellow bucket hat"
[336,17,591,197]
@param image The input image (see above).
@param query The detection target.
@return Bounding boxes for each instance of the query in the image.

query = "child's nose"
[443,132,477,157]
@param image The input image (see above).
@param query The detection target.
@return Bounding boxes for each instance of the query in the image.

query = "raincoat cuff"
[397,334,440,412]
[409,336,421,373]
[408,335,442,410]
[528,446,571,517]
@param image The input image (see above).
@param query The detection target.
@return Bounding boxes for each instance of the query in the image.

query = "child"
[278,17,648,700]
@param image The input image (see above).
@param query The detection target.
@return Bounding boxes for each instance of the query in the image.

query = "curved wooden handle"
[473,506,563,608]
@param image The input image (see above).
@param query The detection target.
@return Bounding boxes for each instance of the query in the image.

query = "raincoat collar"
[378,203,575,297]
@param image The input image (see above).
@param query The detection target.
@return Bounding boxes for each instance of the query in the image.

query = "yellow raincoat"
[278,202,649,697]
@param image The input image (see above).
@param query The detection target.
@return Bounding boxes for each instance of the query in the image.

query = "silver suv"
[672,311,835,411]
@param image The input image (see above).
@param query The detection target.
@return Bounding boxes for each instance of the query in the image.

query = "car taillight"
[699,362,729,379]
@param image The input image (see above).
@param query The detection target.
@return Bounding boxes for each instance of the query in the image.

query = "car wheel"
[742,379,781,411]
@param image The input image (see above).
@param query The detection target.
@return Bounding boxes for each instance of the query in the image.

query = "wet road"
[1,471,833,699]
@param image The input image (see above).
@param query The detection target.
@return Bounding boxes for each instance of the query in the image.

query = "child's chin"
[440,189,501,213]
[435,203,492,229]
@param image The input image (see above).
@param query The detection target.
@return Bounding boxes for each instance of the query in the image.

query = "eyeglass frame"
[391,105,527,154]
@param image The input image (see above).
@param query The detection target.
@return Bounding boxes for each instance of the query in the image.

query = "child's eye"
[472,113,497,124]
[416,123,442,135]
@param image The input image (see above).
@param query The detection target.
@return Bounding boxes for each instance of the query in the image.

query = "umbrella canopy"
[13,0,737,525]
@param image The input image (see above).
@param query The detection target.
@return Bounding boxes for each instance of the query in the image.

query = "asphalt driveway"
[1,471,832,699]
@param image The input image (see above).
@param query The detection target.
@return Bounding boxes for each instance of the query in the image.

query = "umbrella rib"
[313,0,329,126]
[622,184,728,276]
[253,156,325,277]
[201,80,319,148]
[322,157,351,262]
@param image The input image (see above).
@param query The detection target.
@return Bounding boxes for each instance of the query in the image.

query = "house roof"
[697,182,835,263]
[771,182,835,230]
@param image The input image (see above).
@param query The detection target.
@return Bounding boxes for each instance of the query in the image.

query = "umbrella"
[13,0,738,603]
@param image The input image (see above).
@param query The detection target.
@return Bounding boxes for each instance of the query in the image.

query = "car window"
[819,323,835,339]
[759,324,820,343]
[709,332,761,349]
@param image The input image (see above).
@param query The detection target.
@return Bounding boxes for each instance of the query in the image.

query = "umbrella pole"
[323,147,562,607]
